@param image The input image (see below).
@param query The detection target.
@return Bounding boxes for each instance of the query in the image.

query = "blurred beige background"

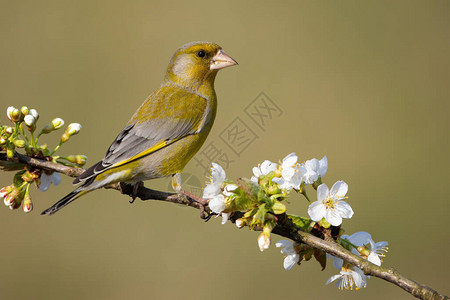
[0,0,449,299]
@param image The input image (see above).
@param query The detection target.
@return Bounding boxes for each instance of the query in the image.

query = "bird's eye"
[197,50,206,58]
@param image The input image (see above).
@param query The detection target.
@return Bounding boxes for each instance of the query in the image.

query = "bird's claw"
[181,190,211,219]
[129,181,144,204]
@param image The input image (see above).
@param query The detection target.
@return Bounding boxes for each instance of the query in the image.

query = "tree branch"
[0,153,447,300]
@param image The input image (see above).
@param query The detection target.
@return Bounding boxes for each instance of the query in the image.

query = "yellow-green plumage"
[42,41,237,215]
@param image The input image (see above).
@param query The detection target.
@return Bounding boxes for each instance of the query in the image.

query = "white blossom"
[276,240,300,270]
[203,163,230,224]
[272,153,304,190]
[39,172,61,192]
[308,181,353,226]
[341,232,388,266]
[251,160,277,184]
[302,156,328,185]
[326,267,367,290]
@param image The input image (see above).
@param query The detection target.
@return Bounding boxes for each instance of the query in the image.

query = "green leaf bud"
[272,201,286,214]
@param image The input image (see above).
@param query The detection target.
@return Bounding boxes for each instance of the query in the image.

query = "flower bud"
[11,108,20,122]
[41,118,65,134]
[21,106,29,116]
[258,232,271,252]
[235,218,245,228]
[0,137,6,145]
[8,200,20,210]
[76,155,87,166]
[52,118,65,129]
[267,184,281,195]
[5,127,14,135]
[0,185,13,198]
[13,139,26,148]
[22,201,33,213]
[4,195,16,207]
[61,123,81,143]
[357,246,371,258]
[24,115,36,131]
[6,146,14,158]
[29,109,39,120]
[259,178,269,188]
[3,187,19,207]
[6,106,16,122]
[274,166,283,178]
[22,193,33,213]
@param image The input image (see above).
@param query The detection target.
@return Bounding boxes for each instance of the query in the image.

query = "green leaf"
[236,178,259,200]
[13,170,26,186]
[313,249,327,271]
[288,214,312,230]
[250,203,267,227]
[319,217,331,229]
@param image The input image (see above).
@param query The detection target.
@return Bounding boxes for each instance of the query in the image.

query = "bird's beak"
[210,50,238,70]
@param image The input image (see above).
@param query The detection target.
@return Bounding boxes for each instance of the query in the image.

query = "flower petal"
[317,184,329,202]
[221,212,229,225]
[368,253,382,266]
[208,194,225,214]
[211,163,226,184]
[276,240,293,249]
[325,209,343,226]
[318,156,328,177]
[223,184,239,196]
[203,183,220,198]
[326,274,342,285]
[336,201,354,219]
[51,173,61,186]
[348,232,372,246]
[39,174,51,192]
[283,254,299,271]
[260,160,277,174]
[282,153,298,168]
[330,181,348,198]
[252,166,262,177]
[308,201,326,221]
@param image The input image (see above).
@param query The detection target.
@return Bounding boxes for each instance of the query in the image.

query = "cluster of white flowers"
[325,232,388,290]
[276,231,388,290]
[202,163,238,224]
[251,152,327,191]
[203,153,387,291]
[251,153,353,227]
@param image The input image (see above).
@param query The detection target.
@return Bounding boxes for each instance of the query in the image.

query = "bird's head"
[165,41,238,96]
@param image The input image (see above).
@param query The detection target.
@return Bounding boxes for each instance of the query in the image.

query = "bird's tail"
[41,188,90,216]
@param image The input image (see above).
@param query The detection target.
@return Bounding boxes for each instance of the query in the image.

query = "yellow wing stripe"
[111,140,169,168]
[96,136,185,178]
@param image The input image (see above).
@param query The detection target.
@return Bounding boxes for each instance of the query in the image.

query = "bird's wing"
[73,86,212,184]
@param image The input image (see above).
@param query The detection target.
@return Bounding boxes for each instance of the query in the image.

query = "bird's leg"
[129,181,143,203]
[172,173,209,219]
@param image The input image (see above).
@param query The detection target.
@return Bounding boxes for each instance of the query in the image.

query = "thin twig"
[0,153,447,300]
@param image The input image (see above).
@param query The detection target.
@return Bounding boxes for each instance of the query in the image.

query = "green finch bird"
[41,41,237,215]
